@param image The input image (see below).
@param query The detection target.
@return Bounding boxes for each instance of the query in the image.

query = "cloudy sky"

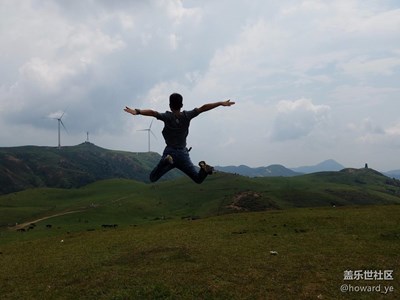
[1,0,399,171]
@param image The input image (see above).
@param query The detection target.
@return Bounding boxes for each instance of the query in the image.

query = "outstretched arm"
[197,100,235,113]
[124,106,158,117]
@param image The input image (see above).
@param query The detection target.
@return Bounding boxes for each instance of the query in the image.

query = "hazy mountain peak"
[291,159,345,174]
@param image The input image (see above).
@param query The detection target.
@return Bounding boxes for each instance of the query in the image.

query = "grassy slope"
[0,173,263,235]
[0,205,399,299]
[0,170,400,298]
[1,169,400,231]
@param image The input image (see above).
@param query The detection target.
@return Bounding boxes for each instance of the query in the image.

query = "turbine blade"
[60,120,68,133]
[150,130,157,140]
[149,119,154,129]
[61,105,69,119]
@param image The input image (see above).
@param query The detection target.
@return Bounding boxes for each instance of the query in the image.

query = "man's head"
[169,93,183,111]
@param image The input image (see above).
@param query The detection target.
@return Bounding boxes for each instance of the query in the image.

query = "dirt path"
[10,210,85,231]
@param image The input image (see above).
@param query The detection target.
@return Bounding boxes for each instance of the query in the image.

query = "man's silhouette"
[124,93,235,183]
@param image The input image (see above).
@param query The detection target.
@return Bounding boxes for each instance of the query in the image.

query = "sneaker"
[164,155,174,164]
[199,161,214,175]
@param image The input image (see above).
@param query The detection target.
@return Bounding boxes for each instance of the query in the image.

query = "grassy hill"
[1,168,400,298]
[0,205,399,299]
[1,168,399,233]
[0,143,180,194]
[254,167,400,208]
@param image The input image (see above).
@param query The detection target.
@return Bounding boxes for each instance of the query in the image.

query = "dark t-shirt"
[155,109,200,148]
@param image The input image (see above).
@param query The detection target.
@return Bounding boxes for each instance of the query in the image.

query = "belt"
[167,146,192,152]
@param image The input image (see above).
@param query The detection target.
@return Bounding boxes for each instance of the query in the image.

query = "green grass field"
[0,205,399,299]
[1,170,399,231]
[0,171,399,299]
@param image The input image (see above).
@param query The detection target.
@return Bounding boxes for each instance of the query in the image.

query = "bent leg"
[176,151,207,184]
[149,156,175,182]
[181,165,207,184]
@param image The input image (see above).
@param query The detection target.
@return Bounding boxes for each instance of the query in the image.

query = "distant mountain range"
[217,159,400,179]
[1,143,399,195]
[385,170,400,180]
[216,159,344,177]
[215,164,301,177]
[290,159,345,173]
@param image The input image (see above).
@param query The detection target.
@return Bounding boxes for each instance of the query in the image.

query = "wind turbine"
[138,119,156,152]
[53,112,67,149]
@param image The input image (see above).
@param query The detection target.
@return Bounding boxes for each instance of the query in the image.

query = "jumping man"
[124,93,235,184]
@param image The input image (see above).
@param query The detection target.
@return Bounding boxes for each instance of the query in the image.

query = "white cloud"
[159,0,202,26]
[270,98,331,141]
[168,33,180,50]
[386,122,400,136]
[0,0,399,170]
[350,119,400,149]
[18,58,75,93]
[47,111,66,120]
[339,56,400,78]
[348,117,384,137]
[331,85,400,107]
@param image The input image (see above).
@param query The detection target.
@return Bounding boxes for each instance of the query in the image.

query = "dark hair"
[169,93,183,110]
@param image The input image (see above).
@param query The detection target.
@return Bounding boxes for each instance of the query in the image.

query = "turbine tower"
[54,112,67,149]
[138,119,156,152]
